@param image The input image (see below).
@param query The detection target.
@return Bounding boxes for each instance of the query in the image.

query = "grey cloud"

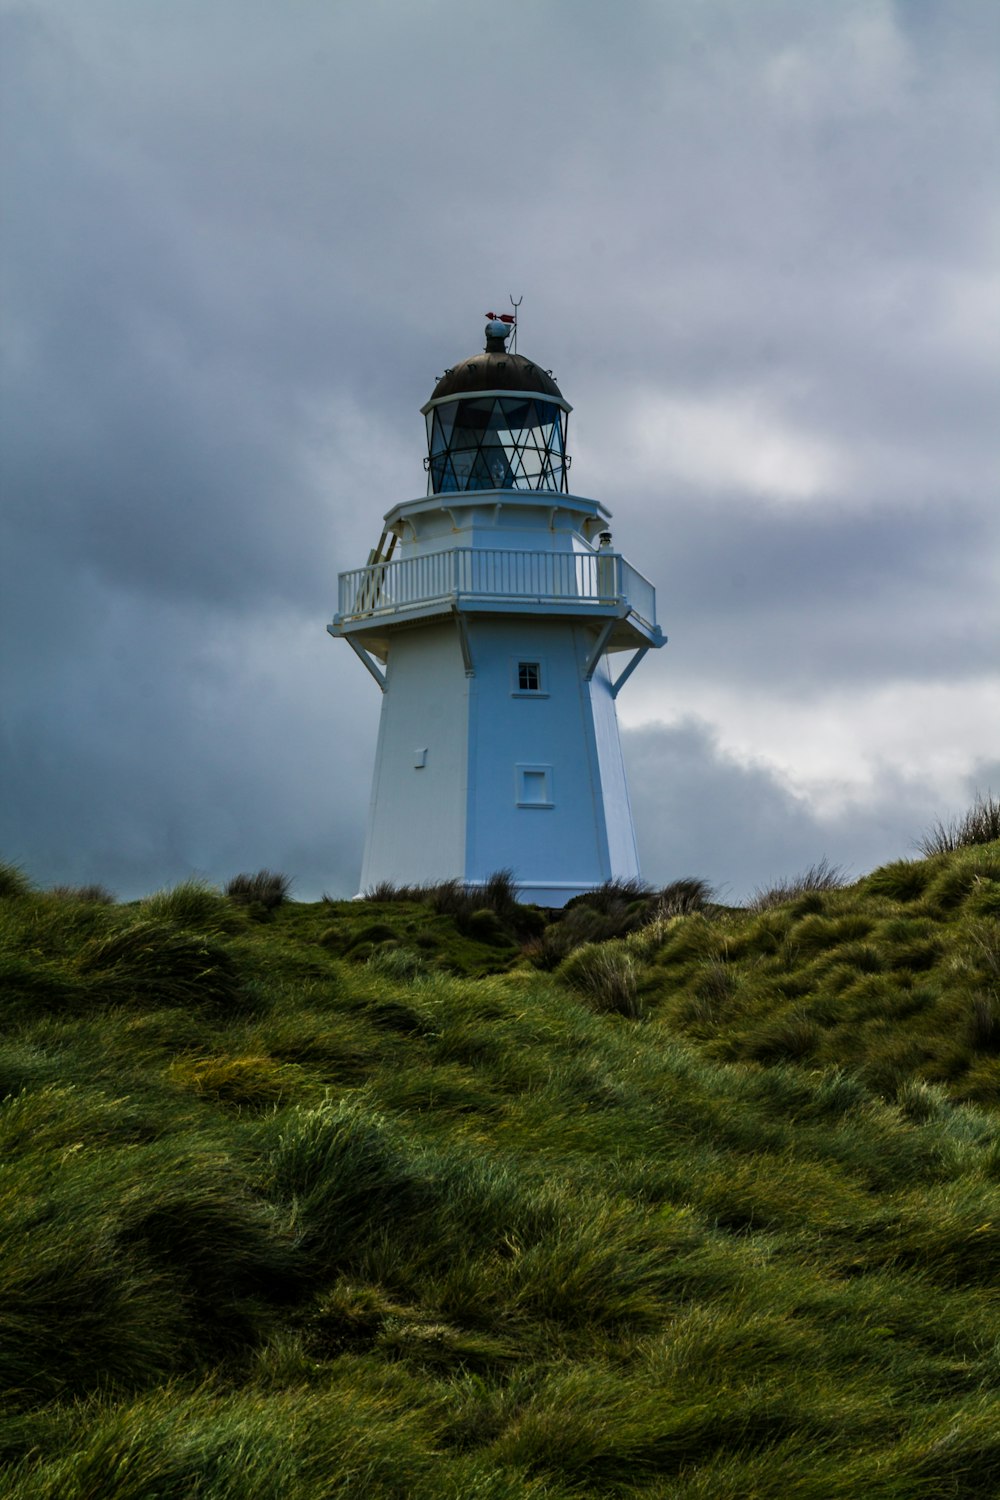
[0,571,377,899]
[623,717,976,903]
[1,1,995,898]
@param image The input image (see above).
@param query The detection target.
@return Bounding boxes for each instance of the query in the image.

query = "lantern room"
[422,320,571,495]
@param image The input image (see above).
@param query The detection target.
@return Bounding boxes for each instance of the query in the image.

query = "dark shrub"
[553,876,712,954]
[522,905,615,969]
[464,908,511,946]
[430,874,518,919]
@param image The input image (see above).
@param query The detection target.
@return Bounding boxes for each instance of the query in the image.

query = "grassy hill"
[1,826,998,1498]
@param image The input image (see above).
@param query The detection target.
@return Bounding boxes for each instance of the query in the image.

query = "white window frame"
[511,657,548,697]
[515,764,554,808]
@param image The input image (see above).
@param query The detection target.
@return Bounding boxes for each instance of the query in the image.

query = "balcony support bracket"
[453,608,475,676]
[341,630,387,691]
[583,617,619,680]
[611,647,649,698]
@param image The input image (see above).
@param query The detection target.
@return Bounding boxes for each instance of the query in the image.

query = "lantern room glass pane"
[425,395,570,494]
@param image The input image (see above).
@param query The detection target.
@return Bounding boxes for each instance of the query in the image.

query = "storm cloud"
[1,0,997,901]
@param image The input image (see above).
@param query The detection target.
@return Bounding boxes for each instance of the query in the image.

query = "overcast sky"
[2,0,998,903]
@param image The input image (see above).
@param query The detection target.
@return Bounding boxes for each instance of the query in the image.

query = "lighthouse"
[327,316,665,905]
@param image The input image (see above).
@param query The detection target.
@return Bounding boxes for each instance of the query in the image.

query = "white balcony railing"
[335,547,657,630]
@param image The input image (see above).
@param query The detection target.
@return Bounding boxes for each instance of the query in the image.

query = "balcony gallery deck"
[335,544,658,634]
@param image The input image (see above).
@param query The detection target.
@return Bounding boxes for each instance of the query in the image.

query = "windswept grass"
[747,856,846,912]
[919,791,1000,855]
[49,883,116,904]
[142,879,239,931]
[524,877,714,969]
[226,869,294,910]
[2,836,1000,1496]
[0,861,32,899]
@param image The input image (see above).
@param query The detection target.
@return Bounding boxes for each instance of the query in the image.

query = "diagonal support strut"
[583,617,619,680]
[610,647,649,698]
[335,628,387,691]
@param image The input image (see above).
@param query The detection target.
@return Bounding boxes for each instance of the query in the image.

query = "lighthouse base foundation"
[358,616,642,906]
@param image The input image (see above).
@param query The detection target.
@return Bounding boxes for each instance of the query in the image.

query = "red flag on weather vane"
[485,312,516,324]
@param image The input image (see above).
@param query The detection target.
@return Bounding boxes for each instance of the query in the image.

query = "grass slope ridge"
[0,839,997,1497]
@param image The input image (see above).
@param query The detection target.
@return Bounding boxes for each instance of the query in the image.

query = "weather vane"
[509,294,522,353]
[485,296,522,354]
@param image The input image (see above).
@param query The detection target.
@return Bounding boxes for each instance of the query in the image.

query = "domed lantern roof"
[421,317,572,495]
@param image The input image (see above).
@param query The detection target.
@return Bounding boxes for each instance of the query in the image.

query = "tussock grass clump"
[431,871,515,919]
[0,1095,302,1405]
[362,872,543,954]
[640,841,1000,1103]
[922,845,1000,913]
[527,877,714,968]
[226,869,293,910]
[747,857,846,912]
[653,875,714,917]
[0,861,32,899]
[169,1054,311,1108]
[365,944,429,980]
[265,1098,425,1274]
[863,858,934,902]
[422,871,542,946]
[362,879,430,902]
[49,882,116,904]
[521,903,618,968]
[918,791,1000,855]
[141,879,237,930]
[566,876,652,914]
[75,919,242,1010]
[558,942,644,1019]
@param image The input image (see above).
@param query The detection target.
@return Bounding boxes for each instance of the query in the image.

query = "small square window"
[522,770,547,802]
[511,657,548,697]
[516,764,553,808]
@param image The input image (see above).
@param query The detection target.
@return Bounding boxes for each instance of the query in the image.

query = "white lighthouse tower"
[328,316,665,905]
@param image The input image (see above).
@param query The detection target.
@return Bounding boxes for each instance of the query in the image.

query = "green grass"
[1,839,999,1495]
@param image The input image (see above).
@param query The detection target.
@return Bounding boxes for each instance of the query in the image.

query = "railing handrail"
[336,546,656,629]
